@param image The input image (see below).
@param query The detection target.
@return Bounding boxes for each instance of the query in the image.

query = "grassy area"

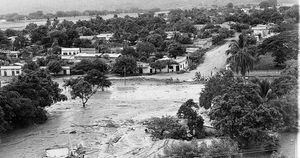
[253,53,283,71]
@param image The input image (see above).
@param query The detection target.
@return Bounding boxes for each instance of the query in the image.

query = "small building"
[109,47,123,54]
[96,33,114,41]
[0,50,20,59]
[165,31,181,40]
[194,25,205,31]
[137,62,151,74]
[186,47,200,54]
[13,62,25,67]
[154,11,170,20]
[8,36,18,43]
[32,56,46,62]
[80,48,97,54]
[220,21,235,29]
[241,8,251,15]
[138,13,154,18]
[193,38,212,49]
[61,48,80,60]
[74,53,101,61]
[101,53,121,61]
[79,36,96,41]
[0,66,22,76]
[252,24,270,38]
[157,56,188,73]
[40,66,71,75]
[174,56,189,71]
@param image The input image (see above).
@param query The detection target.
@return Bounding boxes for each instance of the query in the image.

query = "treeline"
[225,5,299,25]
[0,69,66,132]
[0,8,161,21]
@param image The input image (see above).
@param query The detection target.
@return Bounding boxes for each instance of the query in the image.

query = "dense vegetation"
[0,69,66,132]
[199,68,297,148]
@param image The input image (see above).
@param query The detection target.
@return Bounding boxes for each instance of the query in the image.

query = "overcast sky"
[0,0,298,15]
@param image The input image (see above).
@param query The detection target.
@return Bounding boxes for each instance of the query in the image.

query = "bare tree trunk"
[82,98,87,108]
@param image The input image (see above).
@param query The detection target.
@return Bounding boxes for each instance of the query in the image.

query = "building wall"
[61,49,80,60]
[0,68,22,76]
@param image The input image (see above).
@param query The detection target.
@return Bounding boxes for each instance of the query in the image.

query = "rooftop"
[61,48,80,51]
[102,53,121,58]
[0,66,22,69]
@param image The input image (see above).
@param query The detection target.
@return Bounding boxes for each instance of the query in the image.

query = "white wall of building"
[0,66,22,76]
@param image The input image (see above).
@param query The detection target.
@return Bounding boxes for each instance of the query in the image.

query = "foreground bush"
[163,138,239,158]
[143,116,188,140]
[177,99,205,138]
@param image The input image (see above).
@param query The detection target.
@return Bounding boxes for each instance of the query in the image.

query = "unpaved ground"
[0,80,206,158]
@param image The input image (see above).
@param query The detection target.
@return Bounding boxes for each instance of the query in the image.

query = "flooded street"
[0,80,205,158]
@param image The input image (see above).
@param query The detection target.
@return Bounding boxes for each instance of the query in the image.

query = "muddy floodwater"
[0,80,205,158]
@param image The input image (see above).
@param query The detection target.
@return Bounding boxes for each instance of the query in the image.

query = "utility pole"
[123,66,126,85]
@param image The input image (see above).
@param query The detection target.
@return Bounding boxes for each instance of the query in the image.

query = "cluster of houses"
[251,24,277,42]
[0,17,276,78]
[61,47,121,63]
[79,33,114,43]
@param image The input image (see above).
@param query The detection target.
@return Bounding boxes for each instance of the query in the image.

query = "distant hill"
[0,0,298,14]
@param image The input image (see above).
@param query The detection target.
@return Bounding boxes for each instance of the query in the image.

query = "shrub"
[143,116,188,140]
[189,50,206,64]
[188,62,198,70]
[163,138,239,158]
[176,70,186,74]
[177,99,205,138]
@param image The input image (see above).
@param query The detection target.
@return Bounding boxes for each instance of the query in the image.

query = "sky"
[0,0,298,15]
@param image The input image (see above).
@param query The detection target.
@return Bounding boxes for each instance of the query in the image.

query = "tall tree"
[113,56,137,76]
[64,69,111,107]
[226,34,256,76]
[258,30,298,66]
[209,82,283,148]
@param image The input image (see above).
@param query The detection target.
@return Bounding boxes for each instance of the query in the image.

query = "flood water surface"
[0,80,204,158]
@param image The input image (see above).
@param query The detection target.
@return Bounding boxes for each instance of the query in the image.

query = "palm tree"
[226,34,256,77]
[250,78,273,102]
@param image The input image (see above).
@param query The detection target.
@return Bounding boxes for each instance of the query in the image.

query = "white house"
[109,47,123,53]
[79,36,95,41]
[154,11,170,19]
[96,33,114,41]
[193,25,205,31]
[40,66,71,75]
[174,56,189,71]
[137,62,151,74]
[0,66,22,76]
[61,48,80,60]
[8,36,18,43]
[165,31,181,39]
[80,48,97,54]
[157,56,188,73]
[186,47,200,54]
[102,53,121,61]
[193,38,212,49]
[0,50,20,59]
[241,8,251,15]
[252,24,270,38]
[74,53,102,61]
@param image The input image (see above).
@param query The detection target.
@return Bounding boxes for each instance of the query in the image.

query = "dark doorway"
[176,65,180,72]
